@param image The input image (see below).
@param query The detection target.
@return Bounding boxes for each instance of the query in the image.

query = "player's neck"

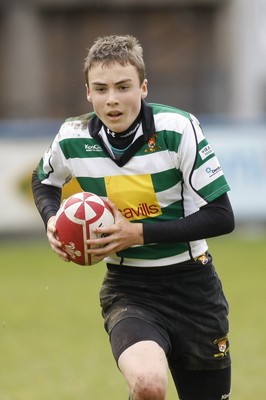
[104,110,142,150]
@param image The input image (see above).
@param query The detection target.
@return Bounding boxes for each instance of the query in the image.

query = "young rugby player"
[32,35,235,400]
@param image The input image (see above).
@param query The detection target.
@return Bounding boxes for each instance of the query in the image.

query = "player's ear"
[85,84,92,103]
[141,79,148,99]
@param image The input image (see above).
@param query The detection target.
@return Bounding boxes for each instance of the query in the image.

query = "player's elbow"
[227,214,235,234]
[221,208,235,235]
[215,195,235,235]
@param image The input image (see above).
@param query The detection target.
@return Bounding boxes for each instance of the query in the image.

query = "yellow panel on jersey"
[104,174,162,221]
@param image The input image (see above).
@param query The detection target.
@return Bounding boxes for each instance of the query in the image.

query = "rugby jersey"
[36,102,230,267]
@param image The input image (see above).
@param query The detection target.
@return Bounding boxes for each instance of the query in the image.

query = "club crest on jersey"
[213,336,230,358]
[145,133,161,153]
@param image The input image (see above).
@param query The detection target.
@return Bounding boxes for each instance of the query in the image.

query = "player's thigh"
[118,340,169,392]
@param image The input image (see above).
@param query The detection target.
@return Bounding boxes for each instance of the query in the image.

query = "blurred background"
[0,0,266,236]
[0,1,266,399]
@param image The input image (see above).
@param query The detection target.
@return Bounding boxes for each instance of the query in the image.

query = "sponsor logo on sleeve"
[199,144,214,160]
[205,165,222,177]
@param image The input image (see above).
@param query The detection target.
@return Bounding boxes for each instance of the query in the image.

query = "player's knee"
[130,371,167,400]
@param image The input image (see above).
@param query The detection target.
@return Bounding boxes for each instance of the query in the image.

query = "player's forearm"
[143,193,235,244]
[32,170,62,228]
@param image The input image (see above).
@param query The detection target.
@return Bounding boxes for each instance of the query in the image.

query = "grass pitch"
[0,232,265,399]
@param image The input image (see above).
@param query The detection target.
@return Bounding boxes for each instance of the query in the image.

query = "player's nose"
[106,89,119,105]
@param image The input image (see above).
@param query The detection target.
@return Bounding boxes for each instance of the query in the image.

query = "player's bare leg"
[118,340,168,400]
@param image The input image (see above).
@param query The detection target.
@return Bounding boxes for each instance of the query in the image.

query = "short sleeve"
[179,117,230,208]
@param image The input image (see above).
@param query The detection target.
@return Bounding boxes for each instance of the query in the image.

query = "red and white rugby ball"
[55,192,114,266]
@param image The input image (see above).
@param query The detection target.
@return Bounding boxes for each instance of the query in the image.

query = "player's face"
[86,62,148,133]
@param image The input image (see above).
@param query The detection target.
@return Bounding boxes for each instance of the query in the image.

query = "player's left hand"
[86,201,143,261]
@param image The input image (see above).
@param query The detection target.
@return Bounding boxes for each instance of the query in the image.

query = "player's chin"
[106,119,127,133]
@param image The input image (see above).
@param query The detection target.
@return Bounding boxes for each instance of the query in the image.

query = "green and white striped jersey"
[37,102,230,267]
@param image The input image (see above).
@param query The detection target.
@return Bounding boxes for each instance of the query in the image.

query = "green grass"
[0,233,265,399]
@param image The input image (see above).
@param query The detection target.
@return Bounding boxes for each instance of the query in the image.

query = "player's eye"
[94,86,106,93]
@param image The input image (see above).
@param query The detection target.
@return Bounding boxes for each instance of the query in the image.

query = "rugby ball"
[55,192,114,266]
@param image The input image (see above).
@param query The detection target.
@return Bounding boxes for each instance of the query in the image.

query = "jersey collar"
[88,101,155,167]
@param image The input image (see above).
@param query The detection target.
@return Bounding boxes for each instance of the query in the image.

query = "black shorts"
[99,254,231,371]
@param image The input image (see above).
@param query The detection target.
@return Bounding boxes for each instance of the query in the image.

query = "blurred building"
[0,0,265,119]
[0,0,266,234]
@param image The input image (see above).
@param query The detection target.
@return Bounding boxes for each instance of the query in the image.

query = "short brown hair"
[84,35,146,86]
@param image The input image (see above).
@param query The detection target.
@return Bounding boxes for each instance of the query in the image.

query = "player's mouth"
[107,110,123,120]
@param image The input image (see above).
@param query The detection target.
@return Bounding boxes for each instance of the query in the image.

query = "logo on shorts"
[221,393,230,400]
[213,336,230,358]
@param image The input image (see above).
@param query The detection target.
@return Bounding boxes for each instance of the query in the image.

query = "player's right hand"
[47,215,70,262]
